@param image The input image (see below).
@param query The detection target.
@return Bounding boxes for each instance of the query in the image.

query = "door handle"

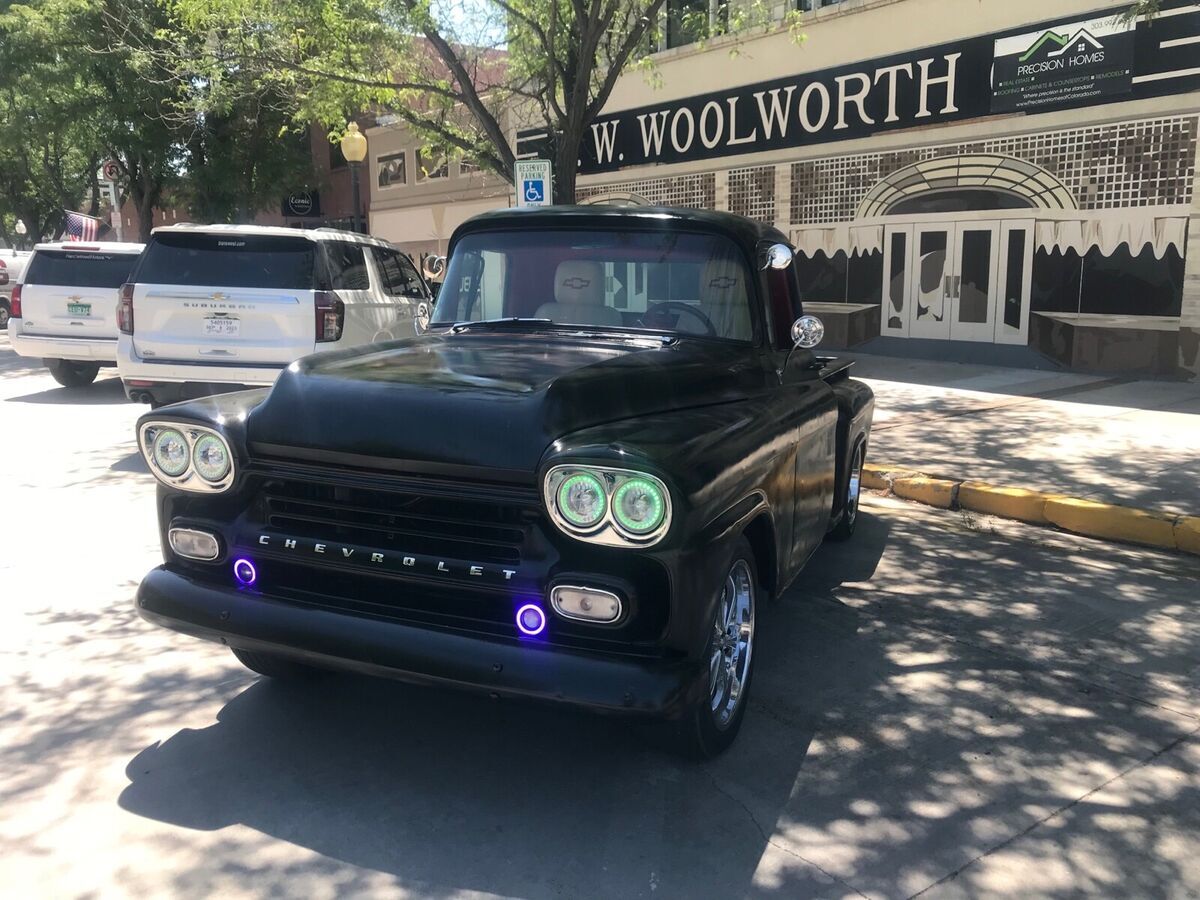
[952,275,961,299]
[943,275,952,298]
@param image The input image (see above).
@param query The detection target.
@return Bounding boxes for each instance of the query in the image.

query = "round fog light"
[550,585,622,623]
[515,603,546,636]
[233,558,257,586]
[168,528,220,561]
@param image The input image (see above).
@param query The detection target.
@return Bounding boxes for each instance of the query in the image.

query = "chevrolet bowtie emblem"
[562,277,591,289]
[211,292,227,301]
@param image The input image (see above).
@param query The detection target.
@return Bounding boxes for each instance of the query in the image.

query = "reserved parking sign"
[515,159,552,207]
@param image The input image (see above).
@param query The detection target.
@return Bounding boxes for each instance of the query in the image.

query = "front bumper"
[9,322,118,362]
[136,566,702,717]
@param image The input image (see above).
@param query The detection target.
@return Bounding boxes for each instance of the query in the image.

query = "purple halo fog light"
[233,558,257,586]
[515,603,546,637]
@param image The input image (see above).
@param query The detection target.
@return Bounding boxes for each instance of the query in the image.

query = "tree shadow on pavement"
[11,502,1192,898]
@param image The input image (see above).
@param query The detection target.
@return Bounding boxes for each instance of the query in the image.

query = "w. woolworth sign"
[568,2,1194,176]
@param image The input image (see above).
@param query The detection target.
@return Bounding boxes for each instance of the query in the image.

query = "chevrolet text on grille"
[255,534,517,580]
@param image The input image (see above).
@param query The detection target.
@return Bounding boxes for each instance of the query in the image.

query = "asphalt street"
[2,334,1199,899]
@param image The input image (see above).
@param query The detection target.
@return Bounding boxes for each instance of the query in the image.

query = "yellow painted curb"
[862,464,891,491]
[892,475,958,509]
[1043,497,1178,551]
[1175,516,1200,556]
[958,482,1054,525]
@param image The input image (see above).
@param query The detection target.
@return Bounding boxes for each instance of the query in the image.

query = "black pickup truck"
[133,206,874,757]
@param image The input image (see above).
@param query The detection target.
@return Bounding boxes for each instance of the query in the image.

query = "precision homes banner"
[564,2,1196,176]
[992,15,1134,112]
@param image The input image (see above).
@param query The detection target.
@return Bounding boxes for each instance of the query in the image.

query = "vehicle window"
[375,248,426,297]
[433,230,755,342]
[136,233,315,289]
[322,242,370,291]
[25,250,138,288]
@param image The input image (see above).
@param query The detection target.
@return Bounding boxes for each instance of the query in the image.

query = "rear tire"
[231,647,326,681]
[0,299,10,329]
[670,536,759,759]
[46,359,100,387]
[829,442,864,542]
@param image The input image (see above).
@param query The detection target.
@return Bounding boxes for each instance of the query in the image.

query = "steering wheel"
[641,301,717,336]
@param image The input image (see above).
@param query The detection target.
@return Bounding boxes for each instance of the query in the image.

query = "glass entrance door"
[898,221,1006,343]
[948,223,1000,342]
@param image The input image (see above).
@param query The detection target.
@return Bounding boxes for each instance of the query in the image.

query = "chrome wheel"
[709,558,755,730]
[846,445,863,526]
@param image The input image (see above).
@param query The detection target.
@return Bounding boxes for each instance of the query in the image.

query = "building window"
[378,151,407,188]
[796,0,845,10]
[416,149,448,181]
[665,0,709,49]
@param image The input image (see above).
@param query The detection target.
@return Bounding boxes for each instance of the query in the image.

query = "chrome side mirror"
[761,243,793,270]
[422,254,446,280]
[791,315,824,349]
[414,301,432,335]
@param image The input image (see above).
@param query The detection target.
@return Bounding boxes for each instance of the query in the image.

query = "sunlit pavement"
[3,332,1200,899]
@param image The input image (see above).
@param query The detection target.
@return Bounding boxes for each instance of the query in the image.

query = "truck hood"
[247,330,767,475]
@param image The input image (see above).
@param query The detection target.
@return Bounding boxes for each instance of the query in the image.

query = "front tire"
[829,442,864,542]
[45,359,100,387]
[672,536,759,759]
[231,647,326,681]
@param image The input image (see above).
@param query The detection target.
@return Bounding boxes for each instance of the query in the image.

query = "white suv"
[116,224,430,406]
[8,242,145,386]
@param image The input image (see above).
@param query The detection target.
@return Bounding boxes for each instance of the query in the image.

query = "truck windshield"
[431,229,755,342]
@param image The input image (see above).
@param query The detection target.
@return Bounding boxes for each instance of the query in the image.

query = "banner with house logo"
[992,15,1134,112]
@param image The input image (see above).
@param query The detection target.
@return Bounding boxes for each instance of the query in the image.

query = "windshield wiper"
[449,317,553,333]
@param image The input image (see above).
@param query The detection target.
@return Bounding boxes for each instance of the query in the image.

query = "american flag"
[64,210,102,242]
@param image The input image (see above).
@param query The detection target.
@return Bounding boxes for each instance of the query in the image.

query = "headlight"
[556,472,607,529]
[543,465,672,547]
[152,429,189,477]
[139,421,236,493]
[613,478,666,534]
[193,433,231,482]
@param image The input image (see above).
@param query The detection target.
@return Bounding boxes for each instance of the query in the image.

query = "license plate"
[204,316,240,337]
[67,302,91,316]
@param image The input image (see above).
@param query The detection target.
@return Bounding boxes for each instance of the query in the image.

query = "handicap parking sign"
[515,159,552,207]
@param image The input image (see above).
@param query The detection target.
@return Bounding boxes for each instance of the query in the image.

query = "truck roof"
[450,205,792,255]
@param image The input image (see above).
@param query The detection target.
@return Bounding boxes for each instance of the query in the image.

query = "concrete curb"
[863,463,1200,557]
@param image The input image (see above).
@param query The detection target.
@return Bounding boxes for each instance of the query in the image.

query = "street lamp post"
[340,122,368,234]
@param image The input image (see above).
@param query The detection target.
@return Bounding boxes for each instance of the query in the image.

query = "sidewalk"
[850,354,1200,518]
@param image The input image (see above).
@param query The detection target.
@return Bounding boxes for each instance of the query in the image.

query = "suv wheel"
[231,647,326,681]
[671,536,758,759]
[45,359,100,387]
[0,299,10,329]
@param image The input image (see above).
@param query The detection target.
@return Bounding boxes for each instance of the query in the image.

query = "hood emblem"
[255,533,516,581]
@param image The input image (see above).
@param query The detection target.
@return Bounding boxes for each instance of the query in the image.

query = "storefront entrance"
[881,219,1034,344]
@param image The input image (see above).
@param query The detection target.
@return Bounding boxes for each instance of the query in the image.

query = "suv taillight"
[315,291,344,343]
[10,283,21,318]
[117,283,134,334]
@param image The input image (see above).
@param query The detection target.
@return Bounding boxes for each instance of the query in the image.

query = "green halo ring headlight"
[193,433,231,482]
[556,471,607,529]
[613,477,666,535]
[152,428,189,477]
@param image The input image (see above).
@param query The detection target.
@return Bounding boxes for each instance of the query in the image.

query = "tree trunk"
[554,133,579,205]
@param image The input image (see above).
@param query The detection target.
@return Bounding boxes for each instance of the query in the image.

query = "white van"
[116,224,430,406]
[8,242,145,386]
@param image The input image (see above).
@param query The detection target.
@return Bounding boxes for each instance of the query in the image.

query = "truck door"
[768,264,838,569]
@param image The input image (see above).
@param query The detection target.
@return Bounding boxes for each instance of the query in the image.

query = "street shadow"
[114,519,893,898]
[6,374,127,405]
[0,338,46,378]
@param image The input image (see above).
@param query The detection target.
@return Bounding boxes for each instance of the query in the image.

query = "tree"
[0,1,100,242]
[168,0,682,204]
